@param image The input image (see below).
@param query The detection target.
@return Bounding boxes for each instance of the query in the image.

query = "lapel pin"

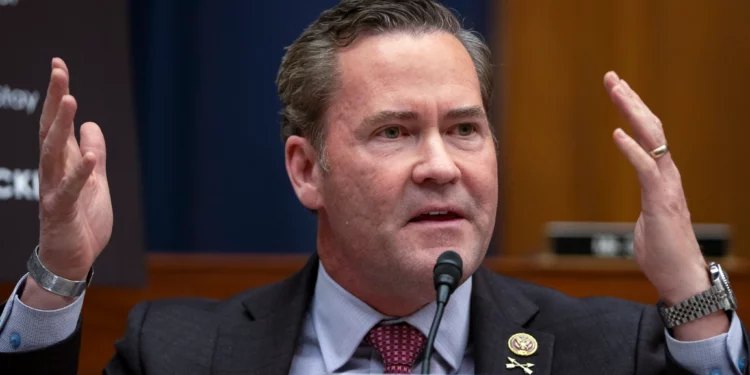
[506,357,534,374]
[508,332,538,356]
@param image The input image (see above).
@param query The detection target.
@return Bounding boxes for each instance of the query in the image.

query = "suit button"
[9,332,21,349]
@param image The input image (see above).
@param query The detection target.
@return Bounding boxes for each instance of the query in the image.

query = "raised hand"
[21,58,112,308]
[603,71,729,339]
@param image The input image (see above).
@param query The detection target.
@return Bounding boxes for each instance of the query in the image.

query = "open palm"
[37,58,112,281]
[604,72,707,305]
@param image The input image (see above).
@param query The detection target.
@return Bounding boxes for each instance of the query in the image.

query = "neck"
[316,225,434,317]
[321,256,433,317]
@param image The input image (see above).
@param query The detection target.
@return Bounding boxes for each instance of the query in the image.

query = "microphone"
[421,250,463,374]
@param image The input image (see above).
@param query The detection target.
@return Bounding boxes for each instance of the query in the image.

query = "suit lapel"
[211,254,319,375]
[471,267,555,375]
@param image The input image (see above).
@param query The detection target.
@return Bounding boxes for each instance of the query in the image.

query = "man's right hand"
[20,58,113,310]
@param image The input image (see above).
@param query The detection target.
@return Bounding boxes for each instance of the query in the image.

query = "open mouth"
[409,211,464,223]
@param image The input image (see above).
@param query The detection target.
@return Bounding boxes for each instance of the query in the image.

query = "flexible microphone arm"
[421,250,463,374]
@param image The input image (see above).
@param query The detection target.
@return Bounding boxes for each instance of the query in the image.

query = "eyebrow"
[361,110,419,128]
[445,105,486,120]
[360,106,486,128]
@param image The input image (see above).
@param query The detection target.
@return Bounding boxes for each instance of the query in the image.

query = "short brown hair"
[276,0,493,168]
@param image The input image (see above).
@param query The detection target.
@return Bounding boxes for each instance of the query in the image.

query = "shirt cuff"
[0,273,84,352]
[666,311,746,375]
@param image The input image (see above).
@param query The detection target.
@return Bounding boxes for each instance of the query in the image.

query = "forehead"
[333,31,482,114]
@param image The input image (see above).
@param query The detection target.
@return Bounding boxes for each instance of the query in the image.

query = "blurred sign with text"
[547,222,730,258]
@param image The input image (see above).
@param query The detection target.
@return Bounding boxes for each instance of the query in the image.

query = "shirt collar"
[312,261,472,373]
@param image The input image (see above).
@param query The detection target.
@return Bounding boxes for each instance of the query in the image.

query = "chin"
[408,244,484,276]
[450,246,485,278]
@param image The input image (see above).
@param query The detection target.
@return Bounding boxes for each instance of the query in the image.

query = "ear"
[285,135,323,210]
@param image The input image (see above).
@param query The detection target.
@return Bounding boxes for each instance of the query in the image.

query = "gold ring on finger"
[649,144,669,159]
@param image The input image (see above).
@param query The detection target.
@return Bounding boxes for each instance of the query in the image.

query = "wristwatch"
[658,262,737,329]
[26,245,94,297]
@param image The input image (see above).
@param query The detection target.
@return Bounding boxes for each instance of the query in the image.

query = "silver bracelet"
[26,245,94,297]
[657,262,737,329]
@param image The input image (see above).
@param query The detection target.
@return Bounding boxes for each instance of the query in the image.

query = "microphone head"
[433,250,463,292]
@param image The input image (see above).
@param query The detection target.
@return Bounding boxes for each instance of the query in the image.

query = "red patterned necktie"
[366,323,427,374]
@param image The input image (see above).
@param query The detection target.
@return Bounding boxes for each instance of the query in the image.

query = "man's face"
[317,31,498,294]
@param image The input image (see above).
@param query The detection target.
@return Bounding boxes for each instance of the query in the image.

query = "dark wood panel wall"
[496,0,750,257]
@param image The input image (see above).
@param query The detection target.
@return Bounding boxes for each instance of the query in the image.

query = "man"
[0,0,747,374]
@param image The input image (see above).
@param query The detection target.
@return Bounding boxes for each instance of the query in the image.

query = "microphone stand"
[421,294,448,374]
[421,251,462,374]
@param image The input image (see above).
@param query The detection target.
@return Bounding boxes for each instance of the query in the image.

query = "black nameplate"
[547,222,730,258]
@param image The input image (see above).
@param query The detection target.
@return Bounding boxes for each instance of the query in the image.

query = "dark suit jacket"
[1,254,748,375]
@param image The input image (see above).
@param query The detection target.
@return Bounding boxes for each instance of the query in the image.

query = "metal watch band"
[27,245,93,297]
[658,284,731,329]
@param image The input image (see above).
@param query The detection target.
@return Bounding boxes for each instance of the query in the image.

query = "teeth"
[425,211,449,215]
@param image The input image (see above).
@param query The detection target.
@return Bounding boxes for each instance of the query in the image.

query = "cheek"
[324,147,409,223]
[461,149,498,213]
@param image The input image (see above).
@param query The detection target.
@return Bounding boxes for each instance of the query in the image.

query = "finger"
[52,59,78,145]
[607,79,667,152]
[621,81,668,156]
[608,78,681,181]
[39,68,70,145]
[51,57,69,75]
[612,128,661,188]
[80,122,107,177]
[619,79,662,134]
[602,71,621,92]
[40,95,77,190]
[56,152,96,208]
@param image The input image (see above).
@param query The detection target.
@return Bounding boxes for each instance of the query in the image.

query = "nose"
[412,134,461,185]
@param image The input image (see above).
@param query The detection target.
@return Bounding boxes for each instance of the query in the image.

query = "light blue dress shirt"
[0,269,747,374]
[0,274,84,352]
[288,263,474,374]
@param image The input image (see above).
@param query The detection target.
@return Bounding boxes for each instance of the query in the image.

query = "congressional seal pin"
[508,333,538,356]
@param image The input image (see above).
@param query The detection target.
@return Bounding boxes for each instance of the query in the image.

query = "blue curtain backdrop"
[129,0,491,253]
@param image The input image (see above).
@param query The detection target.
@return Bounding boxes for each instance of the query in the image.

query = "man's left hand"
[603,72,729,340]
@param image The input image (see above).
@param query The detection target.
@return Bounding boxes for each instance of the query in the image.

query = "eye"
[380,126,402,139]
[456,123,475,136]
